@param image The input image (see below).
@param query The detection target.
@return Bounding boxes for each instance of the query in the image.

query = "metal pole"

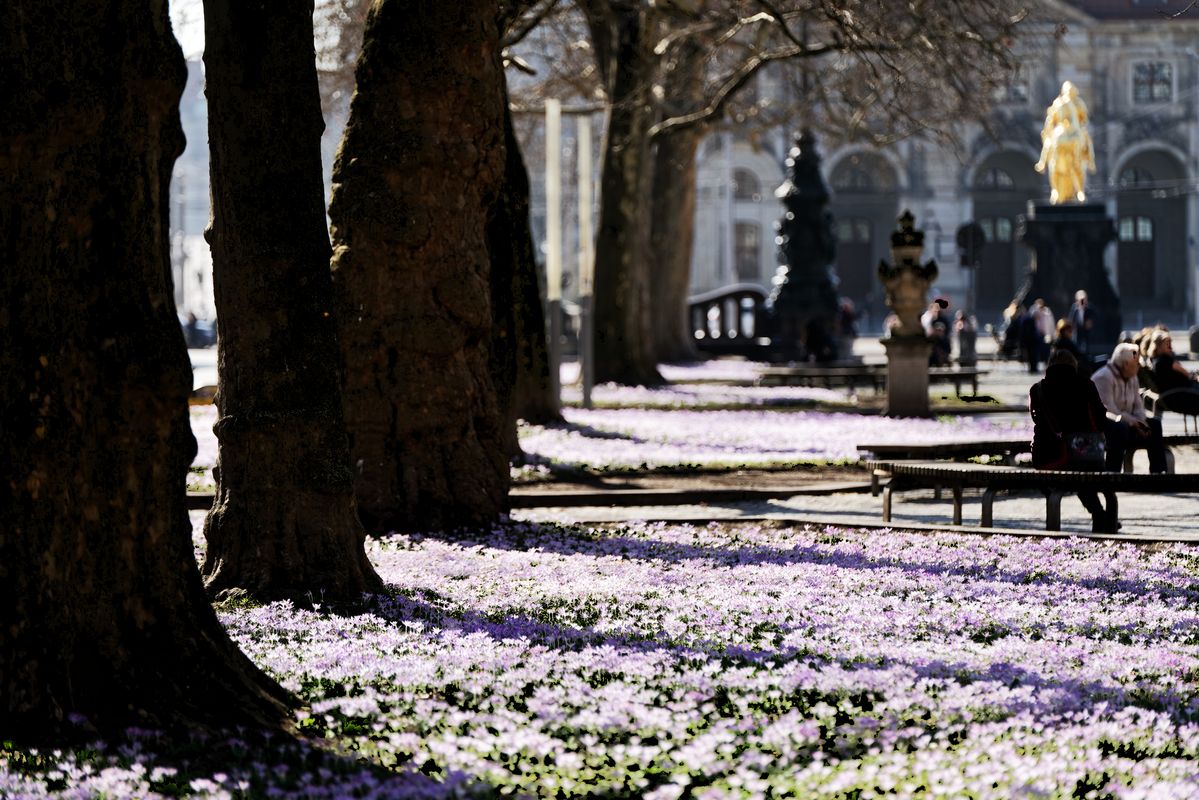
[577,114,595,408]
[546,99,563,406]
[723,131,736,283]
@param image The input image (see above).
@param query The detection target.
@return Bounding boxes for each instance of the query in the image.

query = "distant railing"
[688,283,770,355]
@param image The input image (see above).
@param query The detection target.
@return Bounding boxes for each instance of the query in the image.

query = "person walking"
[1032,298,1054,367]
[1067,290,1097,355]
[1091,342,1167,473]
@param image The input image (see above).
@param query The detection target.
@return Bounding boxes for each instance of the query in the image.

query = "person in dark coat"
[1049,318,1087,371]
[1020,307,1043,373]
[1029,350,1111,531]
[1149,329,1197,392]
[1067,289,1097,355]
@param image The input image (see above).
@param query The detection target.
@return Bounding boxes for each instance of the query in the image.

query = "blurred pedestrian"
[1067,290,1096,355]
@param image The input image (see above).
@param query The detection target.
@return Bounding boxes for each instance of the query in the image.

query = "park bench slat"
[757,365,988,396]
[866,458,1199,532]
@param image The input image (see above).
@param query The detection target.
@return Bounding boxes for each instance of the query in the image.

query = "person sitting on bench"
[1149,329,1199,392]
[1092,342,1168,473]
[1030,350,1108,523]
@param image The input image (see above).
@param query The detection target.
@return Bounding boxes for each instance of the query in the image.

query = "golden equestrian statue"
[1034,81,1097,204]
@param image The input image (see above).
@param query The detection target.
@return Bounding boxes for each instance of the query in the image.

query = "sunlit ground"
[16,393,1199,799]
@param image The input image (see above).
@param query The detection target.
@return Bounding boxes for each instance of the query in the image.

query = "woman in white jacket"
[1091,343,1167,473]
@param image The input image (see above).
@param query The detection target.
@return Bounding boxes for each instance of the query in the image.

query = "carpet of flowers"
[7,521,1199,797]
[188,405,1031,490]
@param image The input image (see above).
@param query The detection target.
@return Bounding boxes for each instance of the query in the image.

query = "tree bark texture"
[201,0,382,601]
[490,95,559,458]
[588,5,663,386]
[649,41,705,364]
[499,95,562,432]
[329,0,509,533]
[649,127,702,362]
[0,0,292,739]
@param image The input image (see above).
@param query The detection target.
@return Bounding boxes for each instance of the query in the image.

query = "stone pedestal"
[883,335,933,417]
[1019,202,1120,351]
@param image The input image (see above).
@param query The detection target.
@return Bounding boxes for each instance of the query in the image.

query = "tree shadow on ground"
[354,588,1186,731]
[1,722,487,798]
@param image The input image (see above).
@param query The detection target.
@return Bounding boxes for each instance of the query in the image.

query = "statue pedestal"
[882,335,933,417]
[1019,202,1120,351]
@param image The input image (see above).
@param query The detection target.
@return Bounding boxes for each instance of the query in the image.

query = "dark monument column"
[1018,202,1120,351]
[768,130,841,362]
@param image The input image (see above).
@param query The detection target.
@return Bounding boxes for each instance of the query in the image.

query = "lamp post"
[545,98,562,404]
[577,114,594,408]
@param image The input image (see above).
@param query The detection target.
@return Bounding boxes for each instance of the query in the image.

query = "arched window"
[1133,61,1173,104]
[734,222,761,280]
[1119,167,1153,187]
[975,167,1015,190]
[733,169,762,202]
[1118,215,1154,242]
[830,152,897,192]
[832,167,874,191]
[977,217,1013,242]
[836,217,872,243]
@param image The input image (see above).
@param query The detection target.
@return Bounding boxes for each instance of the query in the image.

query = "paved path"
[511,483,1199,541]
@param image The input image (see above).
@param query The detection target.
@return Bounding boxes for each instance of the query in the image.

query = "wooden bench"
[866,459,1199,532]
[757,365,989,396]
[858,434,1199,493]
[757,364,887,393]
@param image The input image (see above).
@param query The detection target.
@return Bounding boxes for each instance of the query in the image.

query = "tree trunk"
[588,5,663,386]
[201,0,382,600]
[502,98,562,431]
[0,0,292,739]
[491,91,561,459]
[649,40,706,364]
[649,127,704,364]
[329,0,509,533]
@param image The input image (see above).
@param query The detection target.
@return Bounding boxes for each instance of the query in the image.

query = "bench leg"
[1098,491,1119,533]
[980,487,996,527]
[952,485,963,526]
[1045,490,1062,531]
[882,484,893,522]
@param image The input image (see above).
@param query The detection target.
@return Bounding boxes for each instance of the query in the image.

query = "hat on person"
[933,296,949,309]
[1075,289,1088,301]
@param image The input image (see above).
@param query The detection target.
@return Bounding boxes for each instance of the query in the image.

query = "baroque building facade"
[691,0,1199,330]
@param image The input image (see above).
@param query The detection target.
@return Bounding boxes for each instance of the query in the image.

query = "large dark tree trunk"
[648,127,702,363]
[491,92,561,459]
[503,105,561,433]
[649,40,705,364]
[584,3,662,386]
[0,0,292,739]
[329,0,509,533]
[201,0,382,600]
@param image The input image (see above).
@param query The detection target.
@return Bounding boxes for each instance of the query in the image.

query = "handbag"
[1066,431,1105,470]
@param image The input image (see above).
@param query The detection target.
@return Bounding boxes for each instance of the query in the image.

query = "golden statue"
[1034,80,1096,204]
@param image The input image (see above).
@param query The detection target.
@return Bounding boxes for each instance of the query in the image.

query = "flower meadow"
[187,393,1031,489]
[516,409,1029,472]
[188,405,1032,490]
[8,522,1199,798]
